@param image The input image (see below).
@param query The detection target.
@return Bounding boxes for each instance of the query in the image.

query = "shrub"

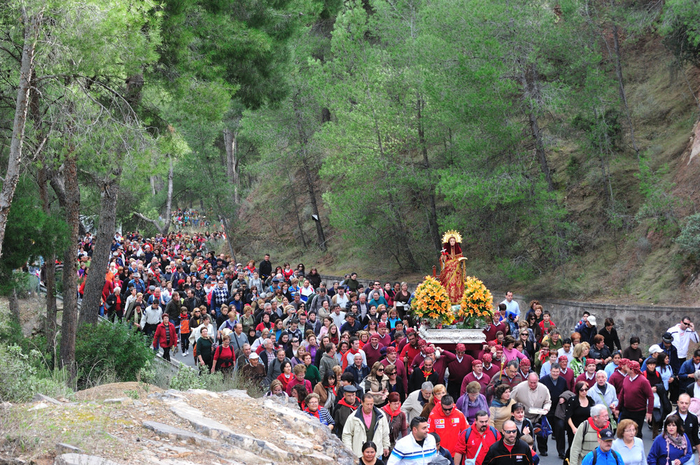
[74,322,155,390]
[676,213,700,255]
[168,366,263,397]
[0,344,73,402]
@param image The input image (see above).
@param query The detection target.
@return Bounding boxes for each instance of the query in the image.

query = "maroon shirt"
[560,368,575,391]
[483,363,501,380]
[483,321,509,341]
[364,342,385,368]
[448,354,474,388]
[575,372,597,389]
[460,372,491,396]
[608,369,626,394]
[619,374,654,414]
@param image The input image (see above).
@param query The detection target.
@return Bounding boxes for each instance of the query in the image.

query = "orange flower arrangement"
[458,276,494,328]
[411,276,455,326]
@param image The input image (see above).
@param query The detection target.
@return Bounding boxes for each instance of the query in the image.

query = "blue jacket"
[581,448,623,465]
[679,360,699,390]
[647,433,693,465]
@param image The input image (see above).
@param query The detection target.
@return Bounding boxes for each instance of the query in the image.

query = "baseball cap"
[598,428,614,441]
[588,316,597,326]
[249,352,259,360]
[649,344,663,355]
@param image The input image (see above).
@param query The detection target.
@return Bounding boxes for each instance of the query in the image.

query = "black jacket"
[483,438,533,465]
[259,260,272,279]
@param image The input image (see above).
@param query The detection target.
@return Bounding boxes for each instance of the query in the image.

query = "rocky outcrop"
[0,383,355,465]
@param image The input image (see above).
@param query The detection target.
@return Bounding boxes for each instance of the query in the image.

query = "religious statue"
[439,230,467,304]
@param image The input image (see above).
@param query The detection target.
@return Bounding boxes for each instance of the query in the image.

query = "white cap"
[648,344,663,354]
[587,316,597,326]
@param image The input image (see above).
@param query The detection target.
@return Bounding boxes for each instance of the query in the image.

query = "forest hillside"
[2,0,700,308]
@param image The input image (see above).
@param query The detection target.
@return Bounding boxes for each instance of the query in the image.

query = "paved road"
[159,345,197,368]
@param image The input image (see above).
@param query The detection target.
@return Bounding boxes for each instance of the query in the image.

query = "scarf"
[421,368,434,379]
[337,398,358,410]
[587,417,607,434]
[383,404,402,420]
[665,433,688,454]
[304,407,320,420]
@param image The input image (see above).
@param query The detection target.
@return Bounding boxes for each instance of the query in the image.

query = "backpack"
[214,345,234,369]
[589,448,620,465]
[462,425,499,443]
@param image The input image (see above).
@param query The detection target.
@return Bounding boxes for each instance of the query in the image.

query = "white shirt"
[667,323,699,358]
[330,311,346,329]
[334,293,350,308]
[558,347,574,363]
[501,298,520,318]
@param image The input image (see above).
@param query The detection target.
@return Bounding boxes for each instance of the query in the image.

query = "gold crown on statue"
[442,230,462,244]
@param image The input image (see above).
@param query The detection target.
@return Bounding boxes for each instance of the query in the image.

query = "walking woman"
[647,415,693,465]
[153,314,177,361]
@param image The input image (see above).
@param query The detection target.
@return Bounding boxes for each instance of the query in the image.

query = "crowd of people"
[77,231,700,465]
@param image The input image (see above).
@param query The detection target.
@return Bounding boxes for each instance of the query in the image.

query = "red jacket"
[455,425,501,465]
[428,406,468,456]
[153,322,177,349]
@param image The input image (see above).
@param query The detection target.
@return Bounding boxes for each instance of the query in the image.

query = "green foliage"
[169,366,262,396]
[635,159,682,235]
[0,344,73,402]
[676,213,700,255]
[660,0,700,66]
[0,180,70,296]
[74,322,155,390]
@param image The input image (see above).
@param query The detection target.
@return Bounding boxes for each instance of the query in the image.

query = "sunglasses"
[504,429,518,434]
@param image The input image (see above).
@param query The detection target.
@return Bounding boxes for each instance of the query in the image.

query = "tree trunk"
[9,287,20,324]
[287,172,309,249]
[292,99,326,251]
[134,156,173,235]
[163,156,173,233]
[216,206,237,264]
[79,172,121,325]
[417,94,442,253]
[59,153,80,379]
[224,129,240,205]
[366,85,418,270]
[0,9,42,260]
[528,106,554,192]
[38,167,58,356]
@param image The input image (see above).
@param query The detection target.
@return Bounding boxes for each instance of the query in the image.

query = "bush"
[0,344,73,402]
[74,322,155,390]
[168,366,263,397]
[676,213,700,255]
